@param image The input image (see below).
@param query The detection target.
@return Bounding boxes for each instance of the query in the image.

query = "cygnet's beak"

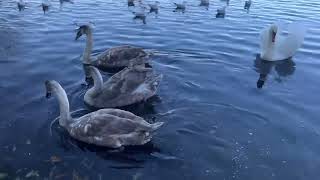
[75,30,82,40]
[46,91,52,98]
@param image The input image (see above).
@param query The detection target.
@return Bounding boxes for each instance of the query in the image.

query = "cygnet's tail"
[145,73,163,93]
[150,122,164,131]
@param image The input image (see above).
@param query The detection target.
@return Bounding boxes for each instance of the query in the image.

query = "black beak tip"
[75,35,80,41]
[75,31,82,40]
[85,76,94,85]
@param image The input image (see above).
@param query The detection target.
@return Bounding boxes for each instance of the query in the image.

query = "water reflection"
[133,12,147,24]
[220,0,230,6]
[59,0,74,9]
[173,2,186,13]
[52,122,160,167]
[149,8,158,14]
[59,0,74,5]
[244,0,252,10]
[128,0,135,7]
[254,55,296,88]
[41,2,50,14]
[17,0,26,11]
[131,5,147,24]
[148,1,159,14]
[199,0,209,10]
[216,6,226,18]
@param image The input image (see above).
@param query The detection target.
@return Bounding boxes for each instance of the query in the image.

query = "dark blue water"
[1,0,320,179]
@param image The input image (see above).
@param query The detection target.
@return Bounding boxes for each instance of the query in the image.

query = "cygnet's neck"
[90,67,103,97]
[52,82,73,127]
[83,29,93,65]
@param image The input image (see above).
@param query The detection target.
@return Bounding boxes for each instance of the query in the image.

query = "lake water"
[1,0,320,179]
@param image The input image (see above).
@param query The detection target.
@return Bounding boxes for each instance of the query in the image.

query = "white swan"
[45,80,164,148]
[260,22,306,61]
[84,66,162,108]
[75,25,149,70]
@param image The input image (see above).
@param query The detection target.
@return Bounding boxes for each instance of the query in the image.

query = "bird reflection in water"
[254,55,296,89]
[41,0,50,14]
[128,0,135,7]
[199,0,209,10]
[17,0,26,11]
[59,0,74,9]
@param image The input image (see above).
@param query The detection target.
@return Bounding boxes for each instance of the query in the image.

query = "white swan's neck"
[83,29,93,64]
[90,67,103,96]
[52,82,73,127]
[261,26,276,60]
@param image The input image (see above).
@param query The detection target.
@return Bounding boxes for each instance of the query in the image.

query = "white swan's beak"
[75,30,83,40]
[272,31,276,43]
[46,91,52,98]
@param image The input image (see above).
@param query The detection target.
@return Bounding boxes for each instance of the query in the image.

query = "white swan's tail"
[275,22,306,60]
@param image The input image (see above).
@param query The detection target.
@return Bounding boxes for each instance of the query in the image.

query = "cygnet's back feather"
[94,45,149,69]
[84,66,162,108]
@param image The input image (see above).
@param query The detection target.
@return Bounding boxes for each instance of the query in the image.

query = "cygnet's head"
[87,66,103,87]
[45,80,58,98]
[75,25,91,40]
[88,66,100,78]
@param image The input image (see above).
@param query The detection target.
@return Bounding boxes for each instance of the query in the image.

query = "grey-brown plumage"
[69,109,164,148]
[75,25,149,70]
[93,45,149,68]
[84,66,162,108]
[45,80,164,148]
